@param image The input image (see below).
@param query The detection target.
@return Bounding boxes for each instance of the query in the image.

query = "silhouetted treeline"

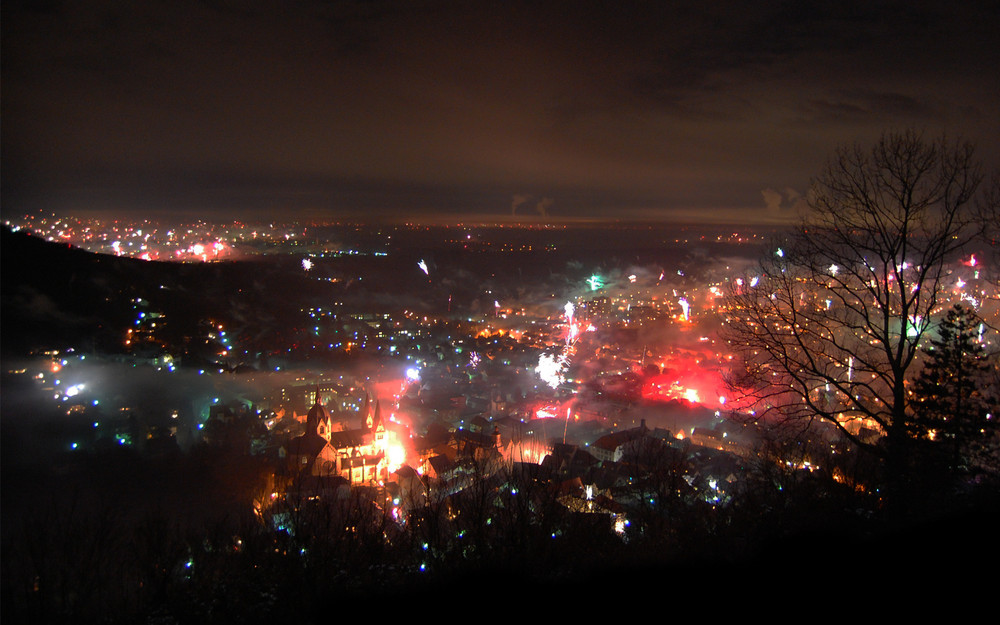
[4,436,998,623]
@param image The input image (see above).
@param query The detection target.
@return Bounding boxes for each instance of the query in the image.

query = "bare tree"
[980,173,1000,317]
[723,130,986,469]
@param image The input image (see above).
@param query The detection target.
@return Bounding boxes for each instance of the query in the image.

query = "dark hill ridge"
[1,227,325,358]
[2,223,765,360]
[2,227,136,354]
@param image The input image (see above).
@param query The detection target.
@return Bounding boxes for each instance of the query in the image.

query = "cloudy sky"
[3,0,998,222]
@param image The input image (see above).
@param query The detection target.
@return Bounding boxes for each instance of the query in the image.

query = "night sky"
[3,0,998,223]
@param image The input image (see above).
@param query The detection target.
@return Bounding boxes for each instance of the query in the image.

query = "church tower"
[306,387,333,442]
[362,392,373,430]
[371,400,386,449]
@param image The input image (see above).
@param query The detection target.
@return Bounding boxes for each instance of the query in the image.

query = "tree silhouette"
[911,304,999,477]
[723,130,988,494]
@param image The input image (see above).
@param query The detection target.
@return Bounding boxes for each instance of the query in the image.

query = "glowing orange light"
[385,440,407,473]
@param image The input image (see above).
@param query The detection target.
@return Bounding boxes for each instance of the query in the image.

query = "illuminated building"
[285,392,398,486]
[591,419,650,462]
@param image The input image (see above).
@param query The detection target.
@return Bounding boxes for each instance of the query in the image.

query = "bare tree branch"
[722,130,987,458]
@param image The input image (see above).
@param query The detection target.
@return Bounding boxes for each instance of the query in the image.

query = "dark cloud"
[3,0,998,222]
[800,89,943,124]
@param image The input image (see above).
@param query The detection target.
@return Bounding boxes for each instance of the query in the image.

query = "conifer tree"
[911,304,999,476]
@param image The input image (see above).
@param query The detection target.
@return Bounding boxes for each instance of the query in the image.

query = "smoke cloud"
[762,187,807,215]
[511,194,530,216]
[536,197,554,217]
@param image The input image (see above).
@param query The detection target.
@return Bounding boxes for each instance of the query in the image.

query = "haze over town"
[4,1,1000,621]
